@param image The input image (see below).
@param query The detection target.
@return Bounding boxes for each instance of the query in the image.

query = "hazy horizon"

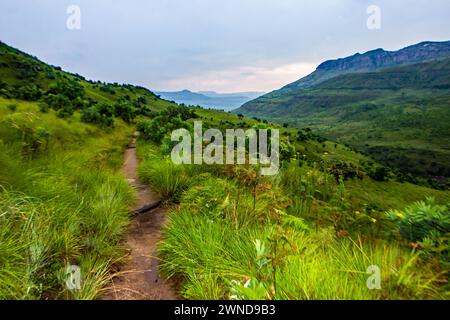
[1,0,449,93]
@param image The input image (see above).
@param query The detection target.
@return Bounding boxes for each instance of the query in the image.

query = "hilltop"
[0,41,177,117]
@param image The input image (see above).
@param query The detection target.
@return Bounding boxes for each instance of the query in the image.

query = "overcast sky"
[1,0,449,93]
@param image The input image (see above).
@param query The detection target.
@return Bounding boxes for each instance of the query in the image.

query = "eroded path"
[103,138,178,300]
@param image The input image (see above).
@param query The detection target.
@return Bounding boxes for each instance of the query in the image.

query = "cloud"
[0,0,449,92]
[155,62,317,92]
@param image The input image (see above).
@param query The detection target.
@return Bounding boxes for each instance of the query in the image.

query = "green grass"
[139,158,190,202]
[0,99,134,299]
[136,139,449,300]
[158,194,446,300]
[275,235,445,300]
[345,178,450,210]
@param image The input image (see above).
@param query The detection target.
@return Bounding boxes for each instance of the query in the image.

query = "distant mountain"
[198,91,264,100]
[156,90,264,111]
[156,89,211,103]
[235,41,450,180]
[240,41,450,104]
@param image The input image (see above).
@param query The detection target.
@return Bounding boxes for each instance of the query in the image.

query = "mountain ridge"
[247,40,450,100]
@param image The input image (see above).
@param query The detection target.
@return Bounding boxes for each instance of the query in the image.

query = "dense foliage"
[386,198,450,263]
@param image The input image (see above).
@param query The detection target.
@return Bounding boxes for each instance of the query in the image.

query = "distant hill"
[155,90,264,111]
[198,91,263,99]
[250,40,450,100]
[235,41,450,181]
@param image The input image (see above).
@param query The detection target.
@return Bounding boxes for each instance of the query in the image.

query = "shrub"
[386,197,450,244]
[137,113,190,143]
[180,176,236,219]
[280,139,296,161]
[7,104,17,112]
[15,85,41,100]
[81,103,114,127]
[81,107,102,124]
[38,102,50,113]
[368,165,390,181]
[139,159,190,202]
[56,106,74,118]
[46,78,84,100]
[114,101,135,123]
[328,161,364,181]
[43,93,71,111]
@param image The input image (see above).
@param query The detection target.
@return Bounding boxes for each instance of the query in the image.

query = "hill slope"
[0,41,177,115]
[236,42,450,182]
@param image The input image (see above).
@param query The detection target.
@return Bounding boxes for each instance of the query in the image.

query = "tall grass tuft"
[139,158,190,202]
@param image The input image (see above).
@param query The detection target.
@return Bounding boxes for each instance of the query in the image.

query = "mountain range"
[155,90,264,111]
[236,40,450,180]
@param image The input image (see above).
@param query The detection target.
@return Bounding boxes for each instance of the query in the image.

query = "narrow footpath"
[103,138,178,300]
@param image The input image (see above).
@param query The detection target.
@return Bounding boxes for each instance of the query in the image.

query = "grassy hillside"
[0,98,134,298]
[0,41,176,115]
[0,41,179,299]
[236,57,450,185]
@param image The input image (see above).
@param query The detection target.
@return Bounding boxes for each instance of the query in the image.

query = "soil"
[102,138,178,300]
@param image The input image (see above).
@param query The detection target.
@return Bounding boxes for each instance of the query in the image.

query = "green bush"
[386,198,450,243]
[137,114,189,143]
[114,101,136,123]
[81,102,114,127]
[15,85,41,100]
[46,78,84,100]
[137,106,197,143]
[328,161,364,181]
[372,166,390,181]
[386,198,450,262]
[43,93,71,111]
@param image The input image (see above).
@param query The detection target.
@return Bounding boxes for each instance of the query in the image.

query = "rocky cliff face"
[317,41,450,72]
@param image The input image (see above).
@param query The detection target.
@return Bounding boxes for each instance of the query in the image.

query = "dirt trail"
[102,138,178,300]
